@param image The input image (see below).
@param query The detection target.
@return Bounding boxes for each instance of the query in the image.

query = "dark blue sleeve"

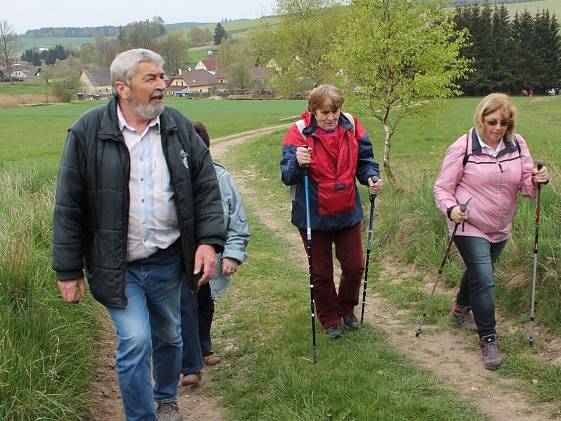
[280,145,305,186]
[356,132,380,185]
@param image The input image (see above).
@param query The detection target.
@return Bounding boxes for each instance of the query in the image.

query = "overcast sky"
[6,0,274,34]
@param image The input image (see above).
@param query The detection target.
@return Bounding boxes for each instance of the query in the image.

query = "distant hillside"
[23,26,119,38]
[164,21,214,31]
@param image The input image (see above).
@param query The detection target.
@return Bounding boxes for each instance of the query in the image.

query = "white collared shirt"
[475,130,505,157]
[117,105,180,261]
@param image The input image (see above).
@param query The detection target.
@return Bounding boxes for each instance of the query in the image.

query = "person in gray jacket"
[180,122,250,387]
[52,49,225,421]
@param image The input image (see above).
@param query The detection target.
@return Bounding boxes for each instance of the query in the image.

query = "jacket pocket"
[317,178,356,216]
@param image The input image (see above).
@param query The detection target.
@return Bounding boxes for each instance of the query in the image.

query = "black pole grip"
[369,176,380,201]
[537,160,544,170]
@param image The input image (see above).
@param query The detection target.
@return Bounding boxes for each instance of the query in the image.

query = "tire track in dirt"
[212,130,557,421]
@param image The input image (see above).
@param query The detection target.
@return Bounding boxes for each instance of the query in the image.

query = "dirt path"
[86,122,557,420]
[213,132,557,420]
[85,124,290,420]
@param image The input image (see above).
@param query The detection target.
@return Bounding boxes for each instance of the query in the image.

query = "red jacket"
[280,112,380,230]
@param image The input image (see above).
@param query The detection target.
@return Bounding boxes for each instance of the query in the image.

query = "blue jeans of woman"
[454,235,508,338]
[105,245,183,421]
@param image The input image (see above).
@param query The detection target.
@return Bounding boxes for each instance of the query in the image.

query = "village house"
[195,57,218,74]
[167,69,225,95]
[79,68,112,97]
[10,70,28,79]
[249,67,275,90]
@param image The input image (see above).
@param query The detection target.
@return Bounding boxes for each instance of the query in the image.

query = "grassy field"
[221,95,561,413]
[18,36,99,52]
[1,96,560,418]
[504,0,561,18]
[0,81,47,97]
[0,98,303,419]
[0,98,305,166]
[204,211,483,419]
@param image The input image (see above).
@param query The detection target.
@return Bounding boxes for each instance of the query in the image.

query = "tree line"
[454,4,561,95]
[23,26,119,38]
[21,45,70,66]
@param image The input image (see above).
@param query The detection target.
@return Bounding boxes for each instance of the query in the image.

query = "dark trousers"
[197,282,215,357]
[299,223,365,328]
[454,235,508,338]
[180,281,216,374]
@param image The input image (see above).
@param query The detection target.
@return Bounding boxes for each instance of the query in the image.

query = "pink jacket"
[434,129,537,242]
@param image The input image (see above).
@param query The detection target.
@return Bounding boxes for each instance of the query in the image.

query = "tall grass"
[208,214,483,420]
[0,166,98,420]
[224,107,561,409]
[0,98,305,418]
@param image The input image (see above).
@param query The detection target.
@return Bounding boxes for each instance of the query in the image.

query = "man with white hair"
[52,49,225,421]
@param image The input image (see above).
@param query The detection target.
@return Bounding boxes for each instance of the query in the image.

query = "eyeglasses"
[485,118,512,127]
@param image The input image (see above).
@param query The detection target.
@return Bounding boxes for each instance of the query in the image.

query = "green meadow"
[504,0,561,19]
[1,96,560,419]
[18,37,99,52]
[221,95,561,416]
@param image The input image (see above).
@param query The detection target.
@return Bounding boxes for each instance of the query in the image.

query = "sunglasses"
[485,118,512,127]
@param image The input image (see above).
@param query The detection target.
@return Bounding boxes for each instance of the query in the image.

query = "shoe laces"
[158,401,179,413]
[481,338,500,358]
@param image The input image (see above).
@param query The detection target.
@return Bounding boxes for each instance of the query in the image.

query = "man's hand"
[367,177,383,195]
[222,257,240,276]
[194,244,217,286]
[58,278,86,303]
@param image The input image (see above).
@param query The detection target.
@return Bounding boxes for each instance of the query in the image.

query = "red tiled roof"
[200,57,218,71]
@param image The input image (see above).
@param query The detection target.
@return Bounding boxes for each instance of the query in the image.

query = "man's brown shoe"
[180,372,201,387]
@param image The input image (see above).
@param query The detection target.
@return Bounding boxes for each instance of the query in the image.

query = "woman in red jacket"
[434,93,549,370]
[280,84,383,338]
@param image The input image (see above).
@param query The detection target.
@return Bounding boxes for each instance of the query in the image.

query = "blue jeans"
[454,236,507,338]
[106,245,183,421]
[180,281,204,374]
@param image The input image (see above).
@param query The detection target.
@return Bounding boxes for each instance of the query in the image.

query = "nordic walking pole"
[303,164,318,363]
[528,160,545,347]
[415,200,470,337]
[360,176,379,324]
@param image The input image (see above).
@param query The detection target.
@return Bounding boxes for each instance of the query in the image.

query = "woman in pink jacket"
[434,93,549,370]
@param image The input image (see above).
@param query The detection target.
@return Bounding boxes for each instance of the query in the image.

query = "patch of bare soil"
[212,132,558,420]
[84,308,123,421]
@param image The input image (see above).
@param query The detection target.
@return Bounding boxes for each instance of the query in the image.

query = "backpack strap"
[462,131,470,167]
[513,135,521,155]
[295,119,307,141]
[342,112,356,137]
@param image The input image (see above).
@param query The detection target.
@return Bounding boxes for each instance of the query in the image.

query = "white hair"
[110,49,164,96]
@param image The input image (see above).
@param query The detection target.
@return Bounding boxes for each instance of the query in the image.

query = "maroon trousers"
[299,223,365,328]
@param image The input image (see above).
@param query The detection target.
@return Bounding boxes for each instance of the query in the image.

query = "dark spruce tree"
[214,22,227,45]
